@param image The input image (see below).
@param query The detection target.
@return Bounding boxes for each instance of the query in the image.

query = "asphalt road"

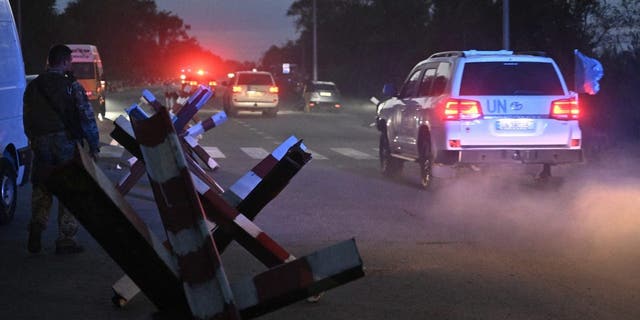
[1,87,640,319]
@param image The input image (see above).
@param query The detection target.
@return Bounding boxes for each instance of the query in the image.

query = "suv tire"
[0,158,17,225]
[418,135,434,190]
[379,132,403,176]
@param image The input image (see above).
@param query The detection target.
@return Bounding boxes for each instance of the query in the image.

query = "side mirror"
[382,83,396,97]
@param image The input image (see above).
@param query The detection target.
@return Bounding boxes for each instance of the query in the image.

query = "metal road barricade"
[44,88,364,319]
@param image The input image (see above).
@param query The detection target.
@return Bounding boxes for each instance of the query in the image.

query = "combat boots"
[27,223,43,253]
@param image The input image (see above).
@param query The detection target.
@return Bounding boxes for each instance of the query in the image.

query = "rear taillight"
[269,86,279,93]
[209,81,217,87]
[232,86,242,93]
[550,97,579,120]
[443,98,482,120]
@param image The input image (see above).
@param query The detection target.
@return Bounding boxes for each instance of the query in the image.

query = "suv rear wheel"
[0,158,17,225]
[418,135,434,190]
[379,132,403,176]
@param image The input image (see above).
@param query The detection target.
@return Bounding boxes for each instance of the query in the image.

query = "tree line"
[263,0,639,138]
[10,0,252,81]
[10,0,640,137]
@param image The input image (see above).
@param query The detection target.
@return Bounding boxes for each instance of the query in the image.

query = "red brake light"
[550,98,579,120]
[269,86,279,93]
[209,81,217,87]
[443,98,482,120]
[232,86,242,93]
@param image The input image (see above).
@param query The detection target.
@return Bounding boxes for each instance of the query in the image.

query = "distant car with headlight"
[376,50,583,189]
[223,70,279,117]
[302,81,342,112]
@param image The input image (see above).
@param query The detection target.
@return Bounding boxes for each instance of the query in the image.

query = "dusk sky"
[56,0,299,62]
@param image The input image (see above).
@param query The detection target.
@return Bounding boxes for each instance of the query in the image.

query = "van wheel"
[418,136,434,190]
[379,133,403,176]
[0,159,17,225]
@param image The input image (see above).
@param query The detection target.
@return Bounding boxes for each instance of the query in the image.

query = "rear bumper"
[458,149,583,164]
[231,101,278,109]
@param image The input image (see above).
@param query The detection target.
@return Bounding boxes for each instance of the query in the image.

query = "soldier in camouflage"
[23,44,100,254]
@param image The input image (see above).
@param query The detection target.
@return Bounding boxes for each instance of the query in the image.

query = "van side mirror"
[382,83,396,97]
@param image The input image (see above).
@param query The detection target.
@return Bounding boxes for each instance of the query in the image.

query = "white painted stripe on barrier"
[115,115,135,137]
[229,172,262,200]
[190,173,210,195]
[203,147,225,158]
[183,278,225,318]
[127,157,137,166]
[231,277,259,310]
[240,147,270,159]
[216,267,236,305]
[150,227,179,273]
[183,135,198,148]
[213,111,227,126]
[186,122,204,137]
[233,214,263,238]
[305,240,361,281]
[140,135,186,183]
[167,220,209,255]
[109,139,120,146]
[305,149,327,160]
[330,148,376,160]
[208,158,219,169]
[271,136,298,160]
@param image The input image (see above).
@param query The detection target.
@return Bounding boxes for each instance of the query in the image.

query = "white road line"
[202,147,226,159]
[330,148,376,160]
[240,147,270,159]
[305,149,328,160]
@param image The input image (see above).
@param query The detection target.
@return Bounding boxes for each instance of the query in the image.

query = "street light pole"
[502,0,509,50]
[312,0,317,81]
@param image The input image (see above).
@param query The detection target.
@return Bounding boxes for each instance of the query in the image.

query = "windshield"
[237,73,273,85]
[71,62,96,79]
[311,83,337,91]
[459,62,564,96]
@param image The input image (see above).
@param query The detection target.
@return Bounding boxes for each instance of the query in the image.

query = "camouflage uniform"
[23,67,100,252]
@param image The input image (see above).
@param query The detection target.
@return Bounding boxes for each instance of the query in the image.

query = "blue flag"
[574,49,604,95]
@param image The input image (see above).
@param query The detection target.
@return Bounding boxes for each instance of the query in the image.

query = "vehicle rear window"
[71,62,96,79]
[311,84,337,91]
[237,73,273,85]
[459,62,564,96]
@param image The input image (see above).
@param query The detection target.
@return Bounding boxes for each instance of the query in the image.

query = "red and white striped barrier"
[130,108,240,320]
[224,136,306,207]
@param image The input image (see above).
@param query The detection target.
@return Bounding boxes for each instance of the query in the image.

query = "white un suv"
[376,50,583,189]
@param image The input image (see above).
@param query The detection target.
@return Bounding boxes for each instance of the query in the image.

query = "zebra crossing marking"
[202,147,226,159]
[240,147,270,159]
[305,149,328,160]
[330,148,376,160]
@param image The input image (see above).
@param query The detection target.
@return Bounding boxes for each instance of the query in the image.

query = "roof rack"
[428,51,465,59]
[462,50,513,56]
[514,51,547,57]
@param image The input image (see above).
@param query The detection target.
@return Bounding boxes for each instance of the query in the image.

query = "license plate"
[319,91,332,97]
[247,91,263,97]
[495,119,536,131]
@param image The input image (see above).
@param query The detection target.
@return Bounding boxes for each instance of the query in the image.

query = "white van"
[66,44,106,119]
[0,0,30,224]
